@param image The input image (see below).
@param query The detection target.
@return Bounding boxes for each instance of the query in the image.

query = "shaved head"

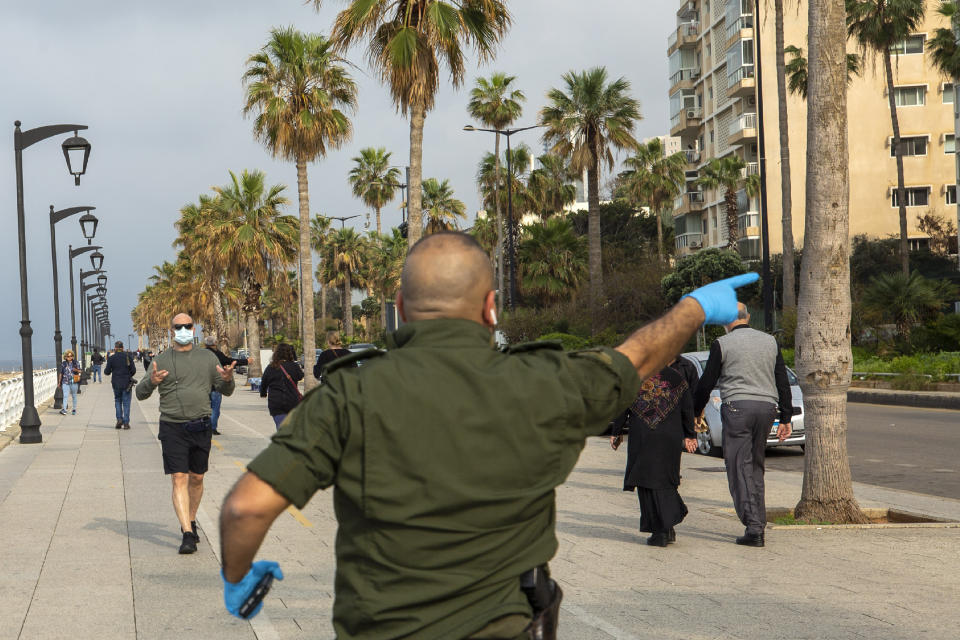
[172,312,193,326]
[400,232,495,323]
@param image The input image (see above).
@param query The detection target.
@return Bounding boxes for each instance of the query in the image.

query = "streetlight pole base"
[19,406,42,444]
[53,385,63,410]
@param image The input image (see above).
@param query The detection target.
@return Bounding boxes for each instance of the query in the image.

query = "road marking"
[211,439,223,451]
[933,468,955,473]
[221,411,271,439]
[229,461,312,527]
[866,459,885,463]
[561,603,642,640]
[895,463,917,468]
[233,460,246,470]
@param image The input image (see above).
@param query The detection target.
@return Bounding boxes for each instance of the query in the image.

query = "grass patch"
[772,514,836,526]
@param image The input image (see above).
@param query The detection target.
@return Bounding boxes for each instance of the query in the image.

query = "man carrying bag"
[104,341,137,430]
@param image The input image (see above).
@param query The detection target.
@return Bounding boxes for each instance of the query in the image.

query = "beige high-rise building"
[667,0,957,259]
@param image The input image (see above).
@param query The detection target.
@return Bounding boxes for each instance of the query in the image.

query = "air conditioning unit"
[747,96,756,106]
[691,69,700,78]
[686,110,698,118]
[690,242,703,249]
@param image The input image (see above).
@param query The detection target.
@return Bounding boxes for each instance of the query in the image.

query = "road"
[764,402,960,500]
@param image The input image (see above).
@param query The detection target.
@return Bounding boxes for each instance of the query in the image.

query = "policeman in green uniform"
[219,231,757,638]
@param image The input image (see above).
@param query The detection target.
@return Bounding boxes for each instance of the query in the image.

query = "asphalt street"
[764,402,960,500]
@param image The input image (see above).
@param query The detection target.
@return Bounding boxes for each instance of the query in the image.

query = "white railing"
[725,14,754,41]
[729,112,757,136]
[676,232,703,249]
[741,161,759,177]
[0,369,57,432]
[670,67,700,87]
[727,64,755,89]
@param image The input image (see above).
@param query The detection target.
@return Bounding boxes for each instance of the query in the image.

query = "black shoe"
[667,528,677,543]
[116,420,122,429]
[212,429,221,435]
[647,533,669,547]
[191,520,199,543]
[735,532,765,547]
[178,531,197,554]
[122,423,130,430]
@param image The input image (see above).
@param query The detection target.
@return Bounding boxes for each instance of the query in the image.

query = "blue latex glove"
[683,272,760,325]
[222,560,284,619]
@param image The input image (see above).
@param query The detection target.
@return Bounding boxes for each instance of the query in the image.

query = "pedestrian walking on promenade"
[90,349,105,383]
[218,231,758,637]
[610,358,698,547]
[259,343,303,430]
[142,349,153,371]
[313,330,353,382]
[58,350,80,415]
[104,341,137,430]
[136,314,235,555]
[203,336,248,435]
[693,303,793,547]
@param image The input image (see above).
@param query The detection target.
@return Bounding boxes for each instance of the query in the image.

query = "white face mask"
[174,328,194,345]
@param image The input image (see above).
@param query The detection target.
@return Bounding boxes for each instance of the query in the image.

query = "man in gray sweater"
[137,313,236,554]
[694,303,792,547]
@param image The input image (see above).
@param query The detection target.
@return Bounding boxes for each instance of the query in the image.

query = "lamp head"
[90,250,104,271]
[61,132,91,186]
[79,212,98,243]
[463,125,476,132]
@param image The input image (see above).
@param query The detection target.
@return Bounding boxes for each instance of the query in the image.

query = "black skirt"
[637,487,688,534]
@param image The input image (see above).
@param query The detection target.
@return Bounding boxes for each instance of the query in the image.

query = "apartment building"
[667,0,957,259]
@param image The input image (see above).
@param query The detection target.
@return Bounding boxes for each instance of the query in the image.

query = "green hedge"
[782,348,960,382]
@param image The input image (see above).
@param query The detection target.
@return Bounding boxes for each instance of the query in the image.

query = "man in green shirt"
[219,232,757,638]
[136,313,236,554]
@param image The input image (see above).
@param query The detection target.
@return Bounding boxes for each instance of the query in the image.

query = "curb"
[848,388,960,410]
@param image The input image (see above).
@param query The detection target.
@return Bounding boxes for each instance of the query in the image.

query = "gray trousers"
[721,400,778,535]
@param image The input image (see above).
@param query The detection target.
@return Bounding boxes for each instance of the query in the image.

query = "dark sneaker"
[60,409,67,415]
[735,532,765,547]
[191,520,199,543]
[116,420,123,429]
[667,528,677,543]
[122,423,131,430]
[212,429,221,435]
[646,533,669,547]
[178,531,197,554]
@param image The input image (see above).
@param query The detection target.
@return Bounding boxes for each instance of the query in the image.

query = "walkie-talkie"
[238,573,275,619]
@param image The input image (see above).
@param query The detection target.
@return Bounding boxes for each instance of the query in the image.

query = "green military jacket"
[247,318,641,639]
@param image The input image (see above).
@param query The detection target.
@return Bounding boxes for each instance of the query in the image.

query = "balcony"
[725,14,754,47]
[738,210,760,238]
[669,67,701,93]
[728,112,757,145]
[673,190,706,216]
[668,21,699,54]
[740,161,759,179]
[727,65,756,97]
[684,148,701,164]
[675,232,704,252]
[677,1,697,20]
[669,106,702,136]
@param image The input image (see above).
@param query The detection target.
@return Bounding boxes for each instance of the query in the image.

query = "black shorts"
[158,420,212,474]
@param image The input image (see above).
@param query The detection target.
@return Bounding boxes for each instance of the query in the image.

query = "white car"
[348,343,383,365]
[681,351,806,456]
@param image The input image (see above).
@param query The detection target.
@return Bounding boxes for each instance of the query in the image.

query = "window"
[890,34,926,55]
[945,83,954,104]
[891,187,930,207]
[947,185,957,205]
[946,134,955,154]
[894,86,926,107]
[890,136,927,157]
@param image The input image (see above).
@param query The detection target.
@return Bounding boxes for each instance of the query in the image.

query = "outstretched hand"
[683,437,697,453]
[150,361,169,385]
[683,273,760,325]
[217,361,236,382]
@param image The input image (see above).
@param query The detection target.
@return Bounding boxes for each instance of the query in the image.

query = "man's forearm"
[615,298,705,381]
[220,473,288,582]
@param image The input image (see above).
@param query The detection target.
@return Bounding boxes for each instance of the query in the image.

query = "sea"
[0,356,58,373]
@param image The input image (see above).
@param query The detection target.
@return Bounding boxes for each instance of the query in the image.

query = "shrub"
[537,332,589,351]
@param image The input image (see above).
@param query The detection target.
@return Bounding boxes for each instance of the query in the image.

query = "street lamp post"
[14,121,92,444]
[79,270,105,379]
[463,124,542,309]
[49,206,97,409]
[69,246,102,362]
[329,215,360,229]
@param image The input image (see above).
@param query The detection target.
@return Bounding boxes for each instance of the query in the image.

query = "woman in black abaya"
[610,357,698,547]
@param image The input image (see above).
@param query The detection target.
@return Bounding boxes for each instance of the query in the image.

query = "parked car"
[681,351,806,456]
[348,342,383,366]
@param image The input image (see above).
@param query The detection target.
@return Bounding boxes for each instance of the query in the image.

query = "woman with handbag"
[259,343,304,429]
[58,350,81,415]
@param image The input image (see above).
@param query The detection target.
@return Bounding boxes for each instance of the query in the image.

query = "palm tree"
[621,138,686,261]
[311,214,333,333]
[349,147,401,234]
[324,227,367,337]
[211,170,298,377]
[862,271,956,340]
[477,144,534,252]
[518,217,587,309]
[470,212,498,264]
[422,178,467,234]
[696,156,747,252]
[313,0,512,250]
[773,0,796,310]
[367,228,407,330]
[467,72,526,311]
[540,67,641,331]
[528,153,577,219]
[243,26,358,390]
[784,45,862,98]
[846,0,926,275]
[794,0,868,525]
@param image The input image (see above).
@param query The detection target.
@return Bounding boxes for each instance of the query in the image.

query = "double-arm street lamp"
[49,207,97,409]
[328,215,360,229]
[14,121,92,444]
[463,124,542,310]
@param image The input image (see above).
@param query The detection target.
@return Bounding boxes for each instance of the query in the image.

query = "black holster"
[521,565,562,640]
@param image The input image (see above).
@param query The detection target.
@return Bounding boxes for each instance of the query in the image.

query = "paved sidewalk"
[0,380,957,639]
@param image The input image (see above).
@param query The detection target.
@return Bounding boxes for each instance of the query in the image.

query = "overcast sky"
[0,1,675,363]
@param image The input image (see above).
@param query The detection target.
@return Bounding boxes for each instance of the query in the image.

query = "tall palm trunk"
[794,0,868,524]
[296,156,319,391]
[655,208,664,262]
[407,104,426,248]
[375,205,382,235]
[343,271,354,337]
[381,294,388,331]
[320,283,327,332]
[243,277,264,378]
[212,285,228,354]
[586,152,603,334]
[775,0,796,309]
[493,132,504,315]
[725,188,741,252]
[884,51,910,275]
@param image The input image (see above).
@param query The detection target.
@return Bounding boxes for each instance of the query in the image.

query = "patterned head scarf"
[630,364,688,429]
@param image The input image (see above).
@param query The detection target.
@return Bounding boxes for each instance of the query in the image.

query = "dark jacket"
[314,348,353,380]
[205,346,249,368]
[91,352,105,365]
[104,351,137,390]
[260,361,304,416]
